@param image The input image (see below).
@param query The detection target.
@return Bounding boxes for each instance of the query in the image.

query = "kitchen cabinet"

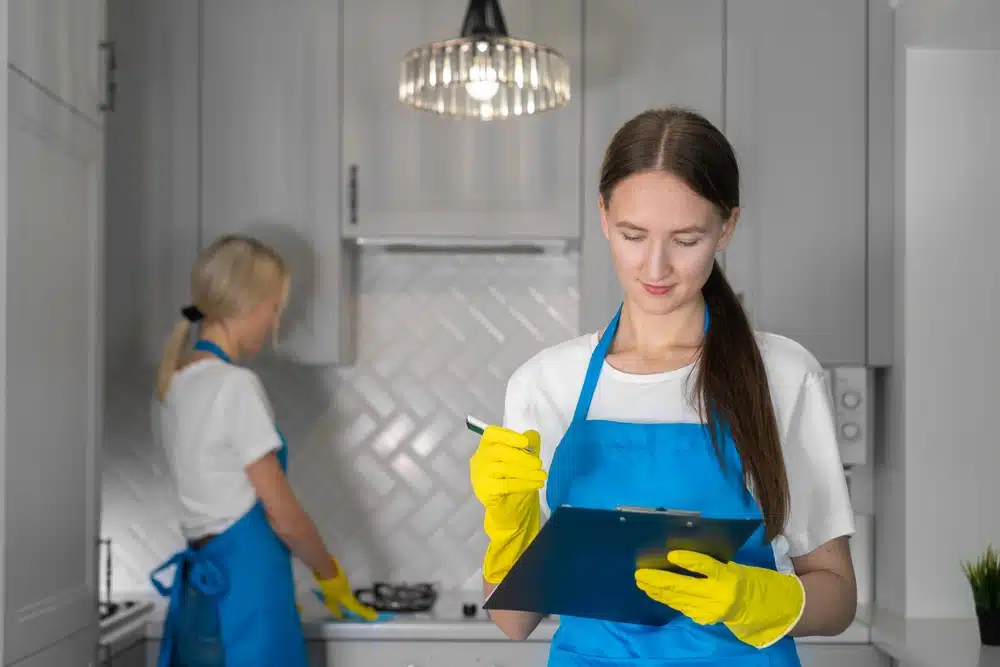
[341,0,583,242]
[320,639,551,666]
[11,629,98,667]
[4,55,104,667]
[201,0,356,365]
[798,644,889,666]
[579,0,891,368]
[9,0,108,124]
[579,0,725,335]
[107,0,351,366]
[111,0,892,367]
[104,0,200,368]
[723,0,871,366]
[313,639,888,666]
[134,636,893,667]
[98,639,147,667]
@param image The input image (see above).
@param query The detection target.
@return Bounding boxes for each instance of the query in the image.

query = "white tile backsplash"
[101,249,580,594]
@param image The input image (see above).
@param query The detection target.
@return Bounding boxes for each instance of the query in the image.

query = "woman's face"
[600,171,737,317]
[232,277,289,357]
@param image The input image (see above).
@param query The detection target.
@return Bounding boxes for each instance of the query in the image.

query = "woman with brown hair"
[470,108,857,666]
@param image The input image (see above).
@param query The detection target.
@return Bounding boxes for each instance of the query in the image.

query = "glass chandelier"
[398,0,571,120]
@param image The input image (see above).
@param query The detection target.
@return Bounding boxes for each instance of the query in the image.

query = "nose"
[645,238,672,281]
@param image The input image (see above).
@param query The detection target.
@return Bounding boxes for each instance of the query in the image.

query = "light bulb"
[466,80,500,102]
[466,41,499,102]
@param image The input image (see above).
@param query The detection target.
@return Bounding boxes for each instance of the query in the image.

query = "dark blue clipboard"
[483,505,762,627]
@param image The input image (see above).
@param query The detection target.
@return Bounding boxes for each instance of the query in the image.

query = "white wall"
[902,46,1000,618]
[881,0,1000,619]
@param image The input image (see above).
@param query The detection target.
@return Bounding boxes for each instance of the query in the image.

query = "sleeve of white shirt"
[501,362,553,516]
[502,363,536,434]
[223,369,284,468]
[782,371,856,557]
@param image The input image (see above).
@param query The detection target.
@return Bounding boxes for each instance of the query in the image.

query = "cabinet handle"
[348,164,359,224]
[99,41,117,112]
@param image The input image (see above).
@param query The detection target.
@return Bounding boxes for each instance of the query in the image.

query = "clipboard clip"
[616,506,701,517]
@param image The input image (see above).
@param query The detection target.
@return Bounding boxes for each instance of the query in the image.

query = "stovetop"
[353,582,439,614]
[99,600,139,622]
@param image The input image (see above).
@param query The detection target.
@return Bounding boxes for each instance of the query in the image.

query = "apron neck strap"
[571,304,622,422]
[193,339,233,364]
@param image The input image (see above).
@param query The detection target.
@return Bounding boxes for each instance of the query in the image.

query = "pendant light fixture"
[398,0,571,120]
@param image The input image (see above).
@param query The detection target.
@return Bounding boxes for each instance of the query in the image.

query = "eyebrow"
[615,220,708,234]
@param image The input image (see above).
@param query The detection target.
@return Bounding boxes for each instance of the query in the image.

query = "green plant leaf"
[963,543,1000,612]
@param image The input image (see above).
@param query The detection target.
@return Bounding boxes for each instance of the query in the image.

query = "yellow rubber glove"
[634,550,805,649]
[314,558,378,621]
[469,425,547,584]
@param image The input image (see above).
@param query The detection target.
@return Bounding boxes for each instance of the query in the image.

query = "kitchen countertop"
[870,607,1000,667]
[132,591,871,644]
[102,592,1000,664]
[106,596,1000,665]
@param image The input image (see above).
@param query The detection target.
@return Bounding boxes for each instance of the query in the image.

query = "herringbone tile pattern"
[101,250,580,593]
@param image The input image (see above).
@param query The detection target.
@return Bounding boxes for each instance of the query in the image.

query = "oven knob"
[841,390,862,410]
[841,423,861,441]
[462,602,478,618]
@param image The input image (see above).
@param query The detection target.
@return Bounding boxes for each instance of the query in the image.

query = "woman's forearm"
[483,578,544,640]
[789,569,857,637]
[246,454,337,579]
[270,509,338,579]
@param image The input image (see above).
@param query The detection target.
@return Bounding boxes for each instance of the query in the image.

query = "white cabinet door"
[579,0,725,333]
[320,639,888,667]
[8,628,97,667]
[201,0,355,365]
[9,0,108,123]
[104,0,200,368]
[342,0,582,241]
[100,640,148,667]
[724,0,868,366]
[796,643,890,667]
[324,639,551,667]
[5,71,102,665]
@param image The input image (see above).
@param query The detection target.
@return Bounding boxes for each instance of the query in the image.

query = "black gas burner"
[98,599,137,621]
[353,582,437,613]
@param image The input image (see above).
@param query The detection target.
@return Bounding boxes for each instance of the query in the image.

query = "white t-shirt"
[502,330,856,574]
[155,359,283,539]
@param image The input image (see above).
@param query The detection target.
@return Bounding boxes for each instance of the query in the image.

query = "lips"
[641,282,674,296]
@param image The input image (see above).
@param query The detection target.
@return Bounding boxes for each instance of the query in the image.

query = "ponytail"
[694,261,790,541]
[155,318,192,402]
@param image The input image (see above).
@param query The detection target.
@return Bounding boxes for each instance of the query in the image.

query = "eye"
[675,237,700,247]
[622,232,644,242]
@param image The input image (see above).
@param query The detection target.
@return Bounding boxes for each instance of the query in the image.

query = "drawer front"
[797,644,889,667]
[318,640,550,667]
[318,640,886,667]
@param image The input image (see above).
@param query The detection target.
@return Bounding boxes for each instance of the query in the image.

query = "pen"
[466,415,489,435]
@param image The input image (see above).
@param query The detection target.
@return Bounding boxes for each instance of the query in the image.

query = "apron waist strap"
[189,533,218,550]
[150,548,228,599]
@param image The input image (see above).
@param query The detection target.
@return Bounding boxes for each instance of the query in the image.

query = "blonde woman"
[149,235,374,667]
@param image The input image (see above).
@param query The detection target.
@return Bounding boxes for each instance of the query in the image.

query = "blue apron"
[150,339,309,667]
[545,306,801,667]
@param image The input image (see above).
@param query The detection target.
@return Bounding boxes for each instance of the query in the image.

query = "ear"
[599,196,610,241]
[715,207,740,253]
